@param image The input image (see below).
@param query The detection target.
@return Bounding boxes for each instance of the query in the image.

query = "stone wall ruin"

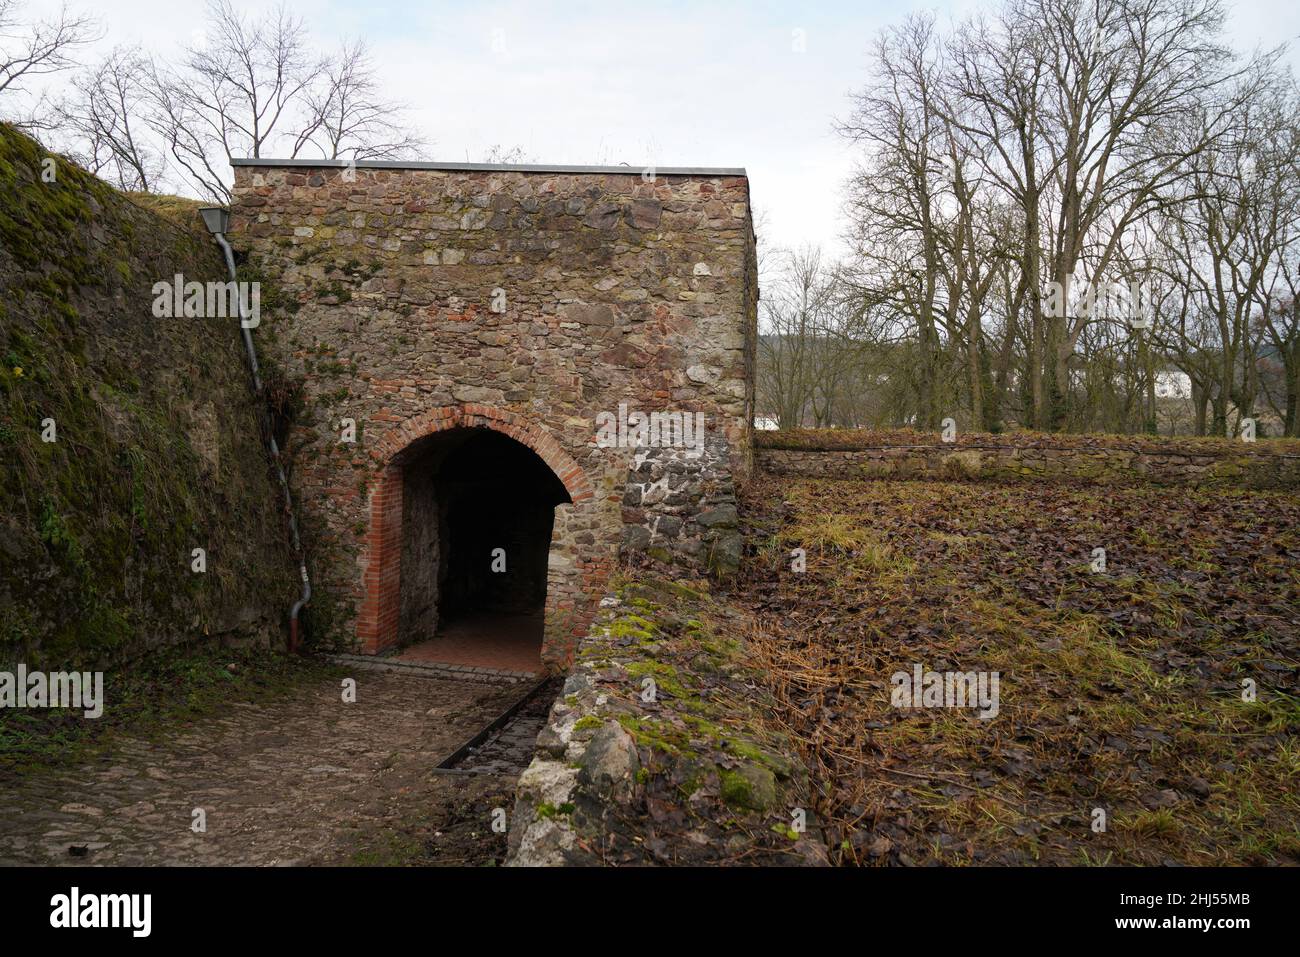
[230,159,757,667]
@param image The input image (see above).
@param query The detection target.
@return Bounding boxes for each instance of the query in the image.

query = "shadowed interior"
[395,428,570,669]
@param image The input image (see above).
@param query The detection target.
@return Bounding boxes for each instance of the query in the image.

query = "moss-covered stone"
[720,764,777,811]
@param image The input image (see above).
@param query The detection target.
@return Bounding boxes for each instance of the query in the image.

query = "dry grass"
[733,476,1300,865]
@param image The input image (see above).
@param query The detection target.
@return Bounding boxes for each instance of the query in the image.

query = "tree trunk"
[967,303,984,430]
[1191,378,1208,436]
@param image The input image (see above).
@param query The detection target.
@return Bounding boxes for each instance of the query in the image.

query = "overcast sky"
[22,0,1300,257]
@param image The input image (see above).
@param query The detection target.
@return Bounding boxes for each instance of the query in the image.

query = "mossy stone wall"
[0,124,298,668]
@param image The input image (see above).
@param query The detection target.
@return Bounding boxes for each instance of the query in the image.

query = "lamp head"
[198,206,231,236]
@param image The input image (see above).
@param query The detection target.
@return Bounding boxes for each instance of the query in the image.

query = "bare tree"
[758,246,887,429]
[297,39,423,161]
[54,46,161,191]
[759,247,832,429]
[1244,85,1300,436]
[135,1,425,201]
[143,0,326,200]
[949,0,1243,430]
[0,0,96,128]
[1151,69,1300,436]
[840,13,1019,432]
[839,14,953,430]
[825,0,1296,437]
[481,144,532,164]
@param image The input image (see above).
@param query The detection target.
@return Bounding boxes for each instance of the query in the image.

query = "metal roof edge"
[231,158,746,177]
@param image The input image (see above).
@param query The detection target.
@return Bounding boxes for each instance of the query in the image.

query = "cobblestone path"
[0,670,543,866]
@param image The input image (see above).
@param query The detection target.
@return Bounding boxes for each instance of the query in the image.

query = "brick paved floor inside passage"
[395,610,545,674]
[0,670,538,866]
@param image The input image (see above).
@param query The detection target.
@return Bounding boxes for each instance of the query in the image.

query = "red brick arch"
[370,404,594,502]
[357,404,593,654]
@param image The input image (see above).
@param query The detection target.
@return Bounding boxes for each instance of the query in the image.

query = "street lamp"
[198,206,231,236]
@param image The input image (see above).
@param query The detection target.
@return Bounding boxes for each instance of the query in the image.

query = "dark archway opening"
[396,427,570,672]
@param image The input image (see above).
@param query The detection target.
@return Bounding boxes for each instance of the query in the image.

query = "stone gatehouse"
[230,159,757,668]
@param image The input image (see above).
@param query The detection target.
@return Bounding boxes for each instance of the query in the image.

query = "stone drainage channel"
[326,654,561,775]
[434,677,562,775]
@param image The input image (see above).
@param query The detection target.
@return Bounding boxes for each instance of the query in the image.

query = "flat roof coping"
[231,157,745,177]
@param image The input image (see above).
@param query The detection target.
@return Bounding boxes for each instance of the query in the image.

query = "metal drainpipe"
[211,230,312,653]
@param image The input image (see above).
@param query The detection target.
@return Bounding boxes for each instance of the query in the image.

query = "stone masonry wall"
[756,441,1300,488]
[0,125,298,670]
[507,576,826,866]
[230,162,756,665]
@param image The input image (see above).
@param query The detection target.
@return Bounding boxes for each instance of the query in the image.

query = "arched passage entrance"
[358,406,594,670]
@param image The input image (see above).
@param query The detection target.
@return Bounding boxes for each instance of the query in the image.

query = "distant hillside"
[0,123,297,668]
